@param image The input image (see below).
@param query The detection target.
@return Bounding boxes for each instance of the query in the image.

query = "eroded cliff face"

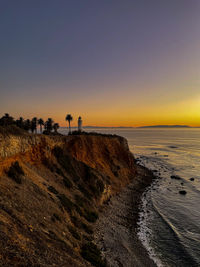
[0,131,136,266]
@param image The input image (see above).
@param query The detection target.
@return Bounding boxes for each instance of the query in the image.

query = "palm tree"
[45,118,54,133]
[38,118,44,134]
[16,117,24,129]
[0,113,14,126]
[53,123,59,133]
[65,114,73,134]
[24,119,31,132]
[31,117,38,133]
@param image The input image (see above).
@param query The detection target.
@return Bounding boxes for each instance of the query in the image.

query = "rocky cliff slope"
[0,129,136,266]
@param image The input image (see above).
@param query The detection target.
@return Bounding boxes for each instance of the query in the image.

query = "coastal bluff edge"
[0,130,152,266]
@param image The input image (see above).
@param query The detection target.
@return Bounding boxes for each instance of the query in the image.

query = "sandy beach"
[94,164,157,267]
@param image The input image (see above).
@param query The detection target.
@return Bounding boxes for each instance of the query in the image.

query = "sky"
[0,0,200,127]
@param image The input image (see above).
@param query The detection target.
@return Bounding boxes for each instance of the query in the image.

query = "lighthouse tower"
[78,116,82,132]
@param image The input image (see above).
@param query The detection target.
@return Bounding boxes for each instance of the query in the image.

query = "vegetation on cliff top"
[0,113,125,140]
[0,113,60,135]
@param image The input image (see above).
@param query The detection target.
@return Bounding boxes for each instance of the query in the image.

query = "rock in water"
[171,175,181,180]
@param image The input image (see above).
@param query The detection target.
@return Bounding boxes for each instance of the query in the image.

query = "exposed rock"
[179,190,187,195]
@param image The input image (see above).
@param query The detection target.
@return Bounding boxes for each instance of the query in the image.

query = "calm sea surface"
[59,127,200,266]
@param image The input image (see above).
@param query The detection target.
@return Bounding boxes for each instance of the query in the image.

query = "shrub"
[55,167,64,176]
[57,194,74,213]
[84,166,93,182]
[83,234,93,242]
[113,170,119,177]
[7,161,24,184]
[75,194,89,208]
[75,194,84,207]
[68,225,81,240]
[84,210,98,223]
[51,213,61,222]
[74,204,83,216]
[63,176,73,189]
[43,159,64,175]
[70,212,98,232]
[42,157,54,171]
[0,125,27,136]
[71,216,82,228]
[78,184,92,200]
[89,179,104,197]
[53,147,70,170]
[81,242,106,267]
[81,223,93,235]
[48,186,58,195]
[96,179,104,194]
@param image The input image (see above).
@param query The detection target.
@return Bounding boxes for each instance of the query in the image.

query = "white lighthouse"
[78,116,82,132]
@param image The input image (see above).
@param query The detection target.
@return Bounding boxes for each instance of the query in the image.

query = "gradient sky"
[0,0,200,126]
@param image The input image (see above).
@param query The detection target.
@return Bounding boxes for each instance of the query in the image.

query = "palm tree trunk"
[69,121,71,134]
[40,125,42,134]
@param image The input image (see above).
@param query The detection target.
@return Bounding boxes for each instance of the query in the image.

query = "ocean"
[59,127,200,267]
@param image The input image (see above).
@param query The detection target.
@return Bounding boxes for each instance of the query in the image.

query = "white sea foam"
[137,184,164,267]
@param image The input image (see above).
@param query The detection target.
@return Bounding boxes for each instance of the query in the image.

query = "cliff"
[0,130,136,266]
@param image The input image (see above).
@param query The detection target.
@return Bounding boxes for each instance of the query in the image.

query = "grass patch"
[7,161,24,184]
[81,242,106,267]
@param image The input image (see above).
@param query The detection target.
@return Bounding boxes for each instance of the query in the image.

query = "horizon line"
[59,125,200,129]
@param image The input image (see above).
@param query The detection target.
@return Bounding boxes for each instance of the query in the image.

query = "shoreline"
[94,163,157,267]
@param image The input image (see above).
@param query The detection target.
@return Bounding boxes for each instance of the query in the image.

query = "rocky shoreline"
[94,164,157,267]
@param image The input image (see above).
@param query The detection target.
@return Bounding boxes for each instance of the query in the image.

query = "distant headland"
[83,125,192,129]
[139,125,191,128]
